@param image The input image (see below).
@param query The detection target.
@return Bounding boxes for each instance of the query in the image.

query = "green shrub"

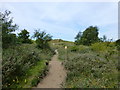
[2,44,54,88]
[78,45,91,53]
[58,42,118,88]
[91,42,109,52]
[70,46,79,52]
[31,77,39,87]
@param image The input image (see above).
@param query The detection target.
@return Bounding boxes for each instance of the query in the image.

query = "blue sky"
[0,2,118,41]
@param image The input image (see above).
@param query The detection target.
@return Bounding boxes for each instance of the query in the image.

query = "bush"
[31,77,39,87]
[78,45,91,53]
[2,44,54,88]
[64,51,118,88]
[91,42,109,52]
[58,42,118,88]
[2,45,39,87]
[70,46,79,52]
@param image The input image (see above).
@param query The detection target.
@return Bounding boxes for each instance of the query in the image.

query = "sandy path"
[36,50,66,88]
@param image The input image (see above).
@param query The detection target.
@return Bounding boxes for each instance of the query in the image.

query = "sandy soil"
[36,50,66,88]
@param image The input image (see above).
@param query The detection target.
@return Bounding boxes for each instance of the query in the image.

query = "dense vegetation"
[53,40,119,88]
[50,27,119,88]
[2,44,54,88]
[1,10,54,88]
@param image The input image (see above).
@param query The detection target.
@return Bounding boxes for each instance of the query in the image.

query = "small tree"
[103,35,107,42]
[18,29,32,43]
[33,29,52,49]
[75,26,99,45]
[1,10,18,48]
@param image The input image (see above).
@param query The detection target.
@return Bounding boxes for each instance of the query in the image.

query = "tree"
[75,26,99,45]
[103,35,107,42]
[18,29,32,43]
[33,29,52,49]
[74,31,82,45]
[0,10,18,48]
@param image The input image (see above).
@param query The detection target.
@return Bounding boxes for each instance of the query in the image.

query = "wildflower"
[13,80,15,82]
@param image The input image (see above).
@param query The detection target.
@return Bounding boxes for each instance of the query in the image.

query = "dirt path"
[36,50,66,88]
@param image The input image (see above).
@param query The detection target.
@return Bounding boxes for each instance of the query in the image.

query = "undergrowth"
[57,42,118,88]
[2,43,54,88]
